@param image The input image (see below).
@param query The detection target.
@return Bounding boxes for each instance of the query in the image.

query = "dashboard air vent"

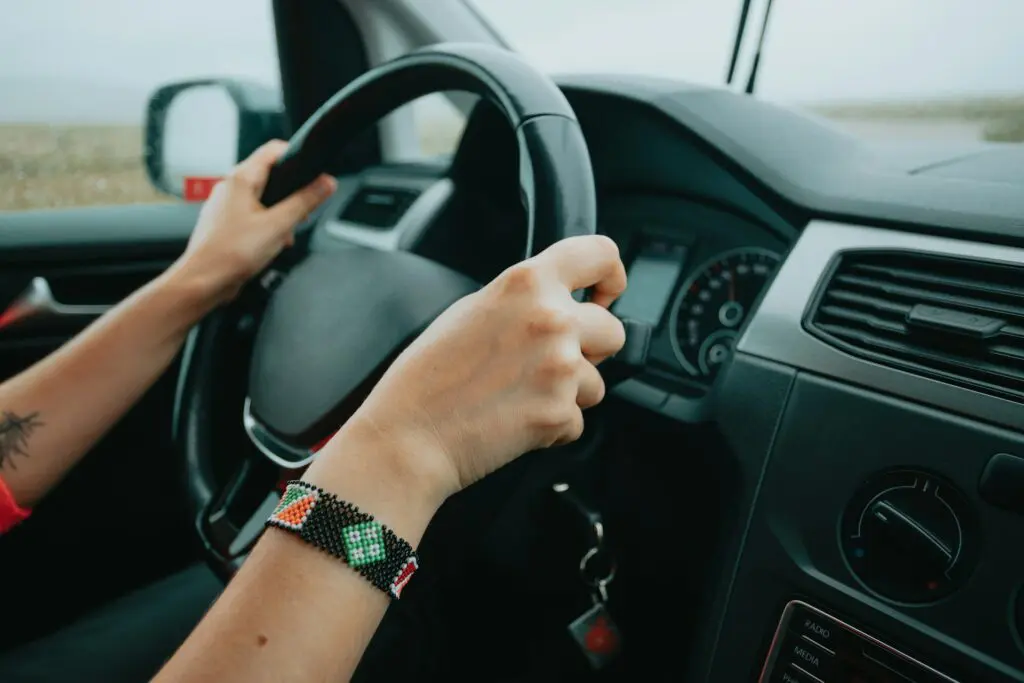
[338,186,419,229]
[806,251,1024,402]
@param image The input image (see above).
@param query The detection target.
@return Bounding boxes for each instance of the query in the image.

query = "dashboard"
[601,195,785,408]
[311,73,1024,683]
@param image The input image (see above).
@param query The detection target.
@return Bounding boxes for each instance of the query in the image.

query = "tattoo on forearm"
[0,411,43,469]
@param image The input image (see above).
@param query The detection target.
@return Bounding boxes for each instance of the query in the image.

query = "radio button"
[770,664,821,683]
[777,631,836,681]
[789,605,842,652]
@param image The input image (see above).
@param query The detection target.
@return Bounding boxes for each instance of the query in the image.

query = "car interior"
[1,1,1023,682]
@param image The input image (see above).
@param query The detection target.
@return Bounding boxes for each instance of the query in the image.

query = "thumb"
[266,175,337,228]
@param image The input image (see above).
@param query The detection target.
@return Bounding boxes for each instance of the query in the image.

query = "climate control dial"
[841,469,978,603]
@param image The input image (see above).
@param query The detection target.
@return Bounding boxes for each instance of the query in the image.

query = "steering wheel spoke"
[198,456,281,574]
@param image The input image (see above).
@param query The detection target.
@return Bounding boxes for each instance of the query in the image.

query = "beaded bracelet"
[266,481,419,599]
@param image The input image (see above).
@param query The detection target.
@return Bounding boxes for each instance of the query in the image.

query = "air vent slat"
[1001,325,1024,341]
[819,306,907,335]
[807,251,1024,403]
[826,289,913,317]
[833,274,1024,324]
[817,324,1024,384]
[991,345,1024,364]
[851,263,1024,303]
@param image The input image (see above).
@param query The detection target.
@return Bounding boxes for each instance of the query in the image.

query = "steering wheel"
[175,43,598,579]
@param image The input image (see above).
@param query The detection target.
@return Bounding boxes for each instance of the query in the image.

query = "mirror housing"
[144,79,287,200]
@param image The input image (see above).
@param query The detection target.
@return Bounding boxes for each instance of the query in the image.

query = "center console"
[695,221,1024,682]
[705,370,1024,682]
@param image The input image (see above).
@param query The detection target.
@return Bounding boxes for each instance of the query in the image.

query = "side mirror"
[144,79,287,200]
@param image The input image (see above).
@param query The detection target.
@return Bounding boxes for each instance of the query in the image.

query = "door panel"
[0,203,199,647]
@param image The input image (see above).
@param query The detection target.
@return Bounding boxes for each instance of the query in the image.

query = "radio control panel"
[759,601,959,683]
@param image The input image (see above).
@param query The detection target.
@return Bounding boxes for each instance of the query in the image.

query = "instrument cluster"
[601,195,788,403]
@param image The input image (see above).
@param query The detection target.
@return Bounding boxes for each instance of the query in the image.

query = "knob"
[840,469,978,603]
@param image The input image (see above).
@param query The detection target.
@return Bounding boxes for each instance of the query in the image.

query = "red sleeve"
[0,475,30,534]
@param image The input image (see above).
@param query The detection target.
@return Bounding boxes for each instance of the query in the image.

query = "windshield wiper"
[744,0,775,94]
[725,0,776,94]
[725,0,754,85]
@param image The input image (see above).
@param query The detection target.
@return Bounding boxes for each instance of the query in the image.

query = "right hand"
[344,235,627,502]
[178,140,337,305]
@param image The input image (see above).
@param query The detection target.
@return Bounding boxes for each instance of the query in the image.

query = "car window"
[404,93,470,162]
[1,1,280,211]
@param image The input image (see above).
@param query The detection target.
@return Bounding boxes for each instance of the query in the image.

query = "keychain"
[567,544,622,669]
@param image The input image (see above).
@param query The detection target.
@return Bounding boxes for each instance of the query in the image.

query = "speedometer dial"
[669,248,781,379]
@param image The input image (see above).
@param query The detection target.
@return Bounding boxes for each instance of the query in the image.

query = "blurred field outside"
[2,95,1023,212]
[0,124,167,211]
[813,95,1024,142]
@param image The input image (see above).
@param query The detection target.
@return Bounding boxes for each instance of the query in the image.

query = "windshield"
[470,0,1024,145]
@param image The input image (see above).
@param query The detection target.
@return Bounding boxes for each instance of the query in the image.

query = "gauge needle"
[729,268,737,301]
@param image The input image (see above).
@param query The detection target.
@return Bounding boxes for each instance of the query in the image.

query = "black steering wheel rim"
[175,42,597,578]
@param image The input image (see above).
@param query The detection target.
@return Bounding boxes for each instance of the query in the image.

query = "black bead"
[265,480,418,599]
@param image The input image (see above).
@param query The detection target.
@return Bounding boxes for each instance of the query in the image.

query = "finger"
[574,302,626,364]
[576,360,606,410]
[266,174,337,227]
[553,406,586,446]
[535,235,627,308]
[231,139,289,193]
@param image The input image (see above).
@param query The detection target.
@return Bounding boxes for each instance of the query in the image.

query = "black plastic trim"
[554,75,1024,247]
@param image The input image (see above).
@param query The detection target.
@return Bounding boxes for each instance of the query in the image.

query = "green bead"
[341,521,386,566]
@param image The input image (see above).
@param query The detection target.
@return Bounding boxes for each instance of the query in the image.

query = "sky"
[473,0,1024,101]
[2,0,1023,123]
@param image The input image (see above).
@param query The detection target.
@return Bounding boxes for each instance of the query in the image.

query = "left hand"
[179,140,337,303]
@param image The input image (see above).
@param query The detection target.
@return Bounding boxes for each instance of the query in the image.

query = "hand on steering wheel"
[179,141,337,304]
[178,43,615,577]
[308,235,627,504]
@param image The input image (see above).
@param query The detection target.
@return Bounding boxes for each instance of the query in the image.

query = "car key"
[567,543,622,670]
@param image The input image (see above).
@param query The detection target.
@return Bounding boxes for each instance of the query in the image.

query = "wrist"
[302,418,454,546]
[160,255,238,314]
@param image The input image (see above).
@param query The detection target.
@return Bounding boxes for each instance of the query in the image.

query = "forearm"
[0,259,222,506]
[155,423,443,683]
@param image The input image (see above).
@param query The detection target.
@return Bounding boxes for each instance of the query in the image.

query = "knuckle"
[500,262,542,295]
[527,305,573,338]
[535,343,580,382]
[561,410,585,443]
[591,234,620,260]
[227,168,256,189]
[531,399,577,433]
